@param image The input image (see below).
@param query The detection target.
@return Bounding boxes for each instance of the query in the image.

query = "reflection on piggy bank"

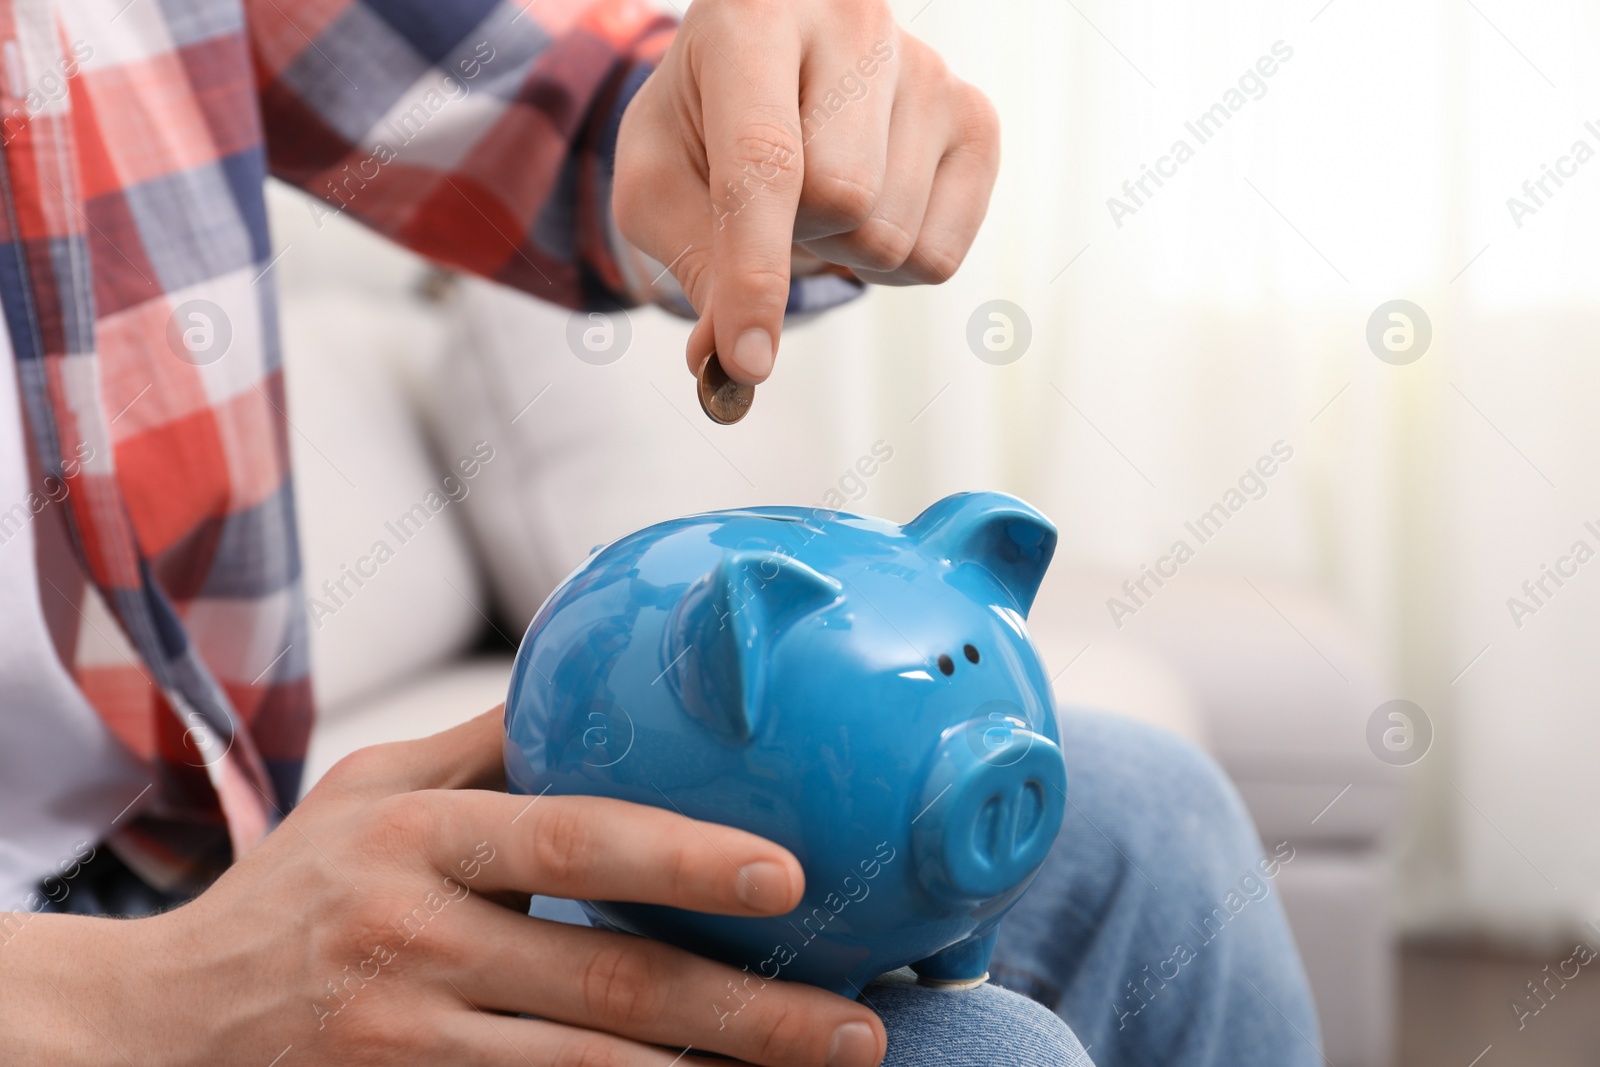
[503,491,1067,996]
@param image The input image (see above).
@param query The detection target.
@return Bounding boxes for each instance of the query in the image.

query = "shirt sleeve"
[246,0,675,310]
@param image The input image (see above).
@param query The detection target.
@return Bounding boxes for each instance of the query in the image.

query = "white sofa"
[271,186,1399,1067]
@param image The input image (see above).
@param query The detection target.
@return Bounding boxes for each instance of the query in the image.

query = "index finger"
[423,790,806,916]
[698,15,805,383]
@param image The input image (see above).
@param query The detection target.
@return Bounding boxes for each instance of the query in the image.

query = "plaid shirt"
[2,0,859,897]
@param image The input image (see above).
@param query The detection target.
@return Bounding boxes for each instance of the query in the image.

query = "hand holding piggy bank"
[504,492,1067,997]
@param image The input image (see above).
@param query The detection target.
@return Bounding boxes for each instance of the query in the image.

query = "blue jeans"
[982,710,1324,1066]
[46,712,1321,1066]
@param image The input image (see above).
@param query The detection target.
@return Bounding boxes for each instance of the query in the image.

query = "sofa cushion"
[1031,565,1402,844]
[280,291,491,714]
[421,278,909,629]
[269,181,493,716]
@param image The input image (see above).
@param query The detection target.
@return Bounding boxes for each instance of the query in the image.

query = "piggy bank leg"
[911,928,999,990]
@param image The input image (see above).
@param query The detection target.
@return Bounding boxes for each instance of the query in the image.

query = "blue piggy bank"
[503,492,1067,996]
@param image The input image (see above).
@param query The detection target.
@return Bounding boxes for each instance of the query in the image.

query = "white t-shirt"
[0,321,153,909]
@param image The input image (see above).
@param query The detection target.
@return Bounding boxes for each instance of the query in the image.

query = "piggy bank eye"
[937,654,954,676]
[963,644,980,664]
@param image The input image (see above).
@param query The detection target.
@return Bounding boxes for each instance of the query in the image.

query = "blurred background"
[270,1,1600,1063]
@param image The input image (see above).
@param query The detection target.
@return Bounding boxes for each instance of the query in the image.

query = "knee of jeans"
[868,975,1092,1067]
[1057,710,1274,891]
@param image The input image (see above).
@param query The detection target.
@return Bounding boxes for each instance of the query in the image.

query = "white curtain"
[791,0,1600,939]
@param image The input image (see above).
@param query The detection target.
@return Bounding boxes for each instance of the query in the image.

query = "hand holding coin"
[609,0,1000,418]
[697,351,754,425]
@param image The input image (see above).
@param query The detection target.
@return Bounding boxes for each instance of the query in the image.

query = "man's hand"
[614,0,1000,384]
[0,709,885,1066]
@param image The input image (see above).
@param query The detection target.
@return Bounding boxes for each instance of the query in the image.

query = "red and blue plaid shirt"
[0,0,864,897]
[4,0,685,895]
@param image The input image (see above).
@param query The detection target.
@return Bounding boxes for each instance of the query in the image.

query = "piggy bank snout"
[912,719,1067,903]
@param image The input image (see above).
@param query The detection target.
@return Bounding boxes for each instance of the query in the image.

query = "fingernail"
[731,328,774,381]
[735,860,788,910]
[827,1021,879,1067]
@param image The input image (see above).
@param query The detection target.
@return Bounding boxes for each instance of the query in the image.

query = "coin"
[696,350,754,425]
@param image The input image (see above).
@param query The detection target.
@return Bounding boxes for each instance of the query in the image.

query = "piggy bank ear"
[905,493,1058,615]
[670,551,842,744]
